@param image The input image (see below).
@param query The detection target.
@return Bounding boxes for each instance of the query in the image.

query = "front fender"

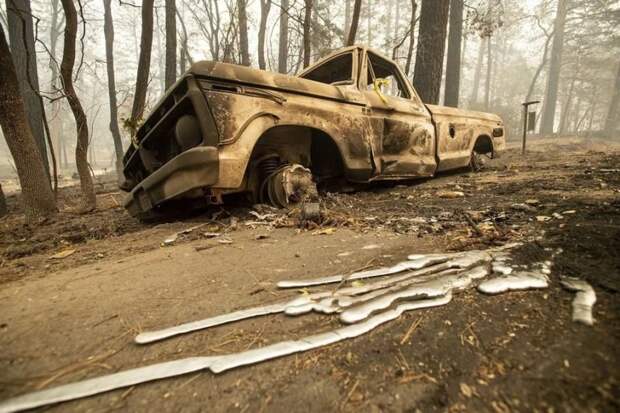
[209,91,375,189]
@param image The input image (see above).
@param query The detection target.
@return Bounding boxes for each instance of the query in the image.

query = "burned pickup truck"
[120,45,505,218]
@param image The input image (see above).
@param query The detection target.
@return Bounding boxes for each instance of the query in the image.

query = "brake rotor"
[263,164,318,208]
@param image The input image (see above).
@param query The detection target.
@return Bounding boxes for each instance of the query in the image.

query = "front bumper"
[123,146,219,217]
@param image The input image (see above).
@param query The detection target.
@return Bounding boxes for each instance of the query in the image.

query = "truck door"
[360,52,436,179]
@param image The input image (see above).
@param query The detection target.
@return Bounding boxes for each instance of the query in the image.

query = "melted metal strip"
[560,277,596,326]
[285,262,488,318]
[135,303,287,344]
[285,268,463,317]
[0,294,452,413]
[340,265,489,324]
[492,262,513,275]
[451,265,490,290]
[477,271,548,294]
[276,255,453,288]
[340,277,455,324]
[137,253,492,343]
[208,292,453,373]
[277,251,492,289]
[0,357,217,413]
[136,291,346,344]
[284,268,457,317]
[284,298,340,316]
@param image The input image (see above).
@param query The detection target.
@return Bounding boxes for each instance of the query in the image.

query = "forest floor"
[0,136,619,412]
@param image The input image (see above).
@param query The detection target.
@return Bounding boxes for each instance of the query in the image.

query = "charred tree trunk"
[525,31,553,102]
[559,77,576,134]
[165,0,177,89]
[404,0,418,77]
[179,46,186,75]
[540,0,567,135]
[344,0,351,43]
[6,0,49,176]
[572,97,584,133]
[346,0,362,46]
[484,35,492,110]
[103,0,124,179]
[302,0,312,68]
[0,184,6,218]
[278,0,289,73]
[366,0,372,47]
[237,0,250,66]
[130,0,154,129]
[413,0,449,104]
[460,31,467,72]
[60,0,96,211]
[393,0,400,48]
[49,0,63,171]
[258,0,271,70]
[604,62,620,137]
[60,134,68,168]
[470,36,485,104]
[176,7,193,72]
[0,26,56,221]
[443,0,463,107]
[385,0,393,53]
[155,9,164,94]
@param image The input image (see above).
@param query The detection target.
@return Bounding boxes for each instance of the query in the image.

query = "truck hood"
[189,61,352,103]
[426,104,502,124]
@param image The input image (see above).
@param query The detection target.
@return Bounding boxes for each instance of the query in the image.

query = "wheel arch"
[248,124,347,177]
[215,116,350,190]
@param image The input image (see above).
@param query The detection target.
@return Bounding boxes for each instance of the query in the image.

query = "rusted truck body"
[120,46,505,217]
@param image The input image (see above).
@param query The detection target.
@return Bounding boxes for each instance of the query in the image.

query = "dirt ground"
[0,136,618,412]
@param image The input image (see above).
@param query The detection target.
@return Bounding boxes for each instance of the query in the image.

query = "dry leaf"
[312,228,336,235]
[460,382,473,398]
[50,249,76,259]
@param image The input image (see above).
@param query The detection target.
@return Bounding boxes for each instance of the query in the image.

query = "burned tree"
[302,0,313,68]
[48,0,66,169]
[278,0,289,73]
[238,0,250,66]
[413,0,450,104]
[130,0,154,129]
[404,0,418,77]
[103,0,124,178]
[258,0,271,70]
[605,62,620,136]
[60,0,96,211]
[345,0,362,46]
[0,184,6,218]
[6,0,49,176]
[165,0,177,89]
[176,6,193,74]
[444,0,463,107]
[0,26,56,221]
[540,0,568,135]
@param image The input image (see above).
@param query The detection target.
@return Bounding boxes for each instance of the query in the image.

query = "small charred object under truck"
[120,45,505,219]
